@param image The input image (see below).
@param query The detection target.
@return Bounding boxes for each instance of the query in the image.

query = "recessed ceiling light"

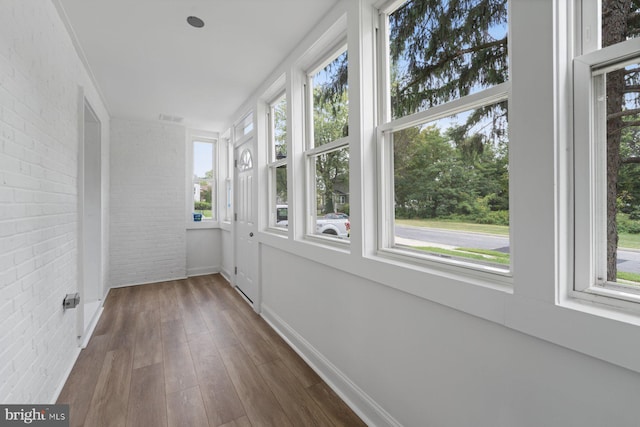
[187,16,205,28]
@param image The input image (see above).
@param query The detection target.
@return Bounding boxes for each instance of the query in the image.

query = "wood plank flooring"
[57,274,366,427]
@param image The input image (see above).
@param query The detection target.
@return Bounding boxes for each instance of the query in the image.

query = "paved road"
[395,225,640,273]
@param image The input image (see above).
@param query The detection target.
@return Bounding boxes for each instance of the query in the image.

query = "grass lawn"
[194,210,212,219]
[396,218,509,236]
[619,233,640,250]
[416,246,510,265]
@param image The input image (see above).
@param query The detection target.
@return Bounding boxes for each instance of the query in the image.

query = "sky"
[193,141,213,178]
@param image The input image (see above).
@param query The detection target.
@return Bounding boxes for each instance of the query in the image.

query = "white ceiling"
[56,0,337,132]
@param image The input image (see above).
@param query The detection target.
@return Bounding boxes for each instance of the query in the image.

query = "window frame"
[375,0,512,277]
[187,132,218,228]
[267,91,289,232]
[303,42,351,245]
[573,37,640,309]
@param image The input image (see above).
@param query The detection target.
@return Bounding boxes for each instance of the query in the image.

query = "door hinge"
[234,213,237,221]
[234,159,238,168]
[234,266,238,275]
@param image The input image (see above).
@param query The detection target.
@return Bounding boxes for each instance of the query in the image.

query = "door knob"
[249,232,254,237]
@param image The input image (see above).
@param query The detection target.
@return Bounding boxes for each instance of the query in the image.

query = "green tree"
[395,125,478,218]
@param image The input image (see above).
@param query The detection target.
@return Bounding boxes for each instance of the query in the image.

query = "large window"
[378,0,510,273]
[305,46,351,241]
[575,1,640,302]
[268,93,288,229]
[191,138,216,221]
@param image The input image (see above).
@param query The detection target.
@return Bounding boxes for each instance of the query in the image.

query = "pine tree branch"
[608,108,640,120]
[622,156,640,164]
[396,37,507,98]
[607,120,640,136]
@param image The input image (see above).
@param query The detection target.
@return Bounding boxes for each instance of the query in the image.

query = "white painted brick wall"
[0,0,108,403]
[110,119,186,286]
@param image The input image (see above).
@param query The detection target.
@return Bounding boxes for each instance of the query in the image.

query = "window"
[378,0,510,273]
[235,112,254,138]
[191,138,216,221]
[305,47,350,241]
[574,0,640,303]
[267,93,288,229]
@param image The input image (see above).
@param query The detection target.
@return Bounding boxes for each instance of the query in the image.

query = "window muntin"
[387,0,508,119]
[305,46,350,242]
[379,0,510,273]
[192,139,216,221]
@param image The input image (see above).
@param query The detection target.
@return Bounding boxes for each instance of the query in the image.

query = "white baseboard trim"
[110,275,188,288]
[187,266,221,277]
[261,305,402,427]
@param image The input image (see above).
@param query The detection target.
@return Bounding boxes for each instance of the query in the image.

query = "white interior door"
[234,138,257,303]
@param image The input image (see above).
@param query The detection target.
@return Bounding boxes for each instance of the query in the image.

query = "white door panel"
[234,140,257,304]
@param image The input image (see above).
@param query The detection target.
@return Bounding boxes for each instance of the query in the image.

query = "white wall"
[109,119,186,286]
[261,246,640,427]
[0,0,109,403]
[186,228,221,277]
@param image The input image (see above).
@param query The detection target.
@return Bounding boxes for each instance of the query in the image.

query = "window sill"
[186,220,219,230]
[304,233,351,251]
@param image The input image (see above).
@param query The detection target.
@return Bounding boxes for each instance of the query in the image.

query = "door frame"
[76,89,104,346]
[233,133,260,311]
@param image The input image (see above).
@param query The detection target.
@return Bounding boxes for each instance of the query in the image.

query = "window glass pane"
[314,146,350,239]
[272,96,287,160]
[392,100,508,270]
[603,61,640,285]
[274,165,288,229]
[312,50,348,147]
[235,113,254,137]
[602,1,640,49]
[193,141,214,219]
[388,0,508,118]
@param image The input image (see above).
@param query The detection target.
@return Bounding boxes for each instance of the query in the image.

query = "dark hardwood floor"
[57,274,366,427]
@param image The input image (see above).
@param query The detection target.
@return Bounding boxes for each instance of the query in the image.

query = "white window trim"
[375,0,512,277]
